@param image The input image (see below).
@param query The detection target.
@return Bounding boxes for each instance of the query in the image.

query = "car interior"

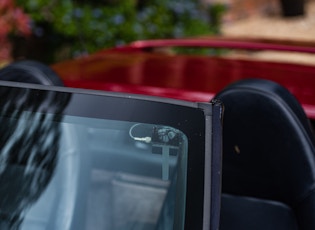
[1,60,315,230]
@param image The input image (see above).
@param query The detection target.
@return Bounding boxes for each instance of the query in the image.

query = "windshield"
[1,111,188,230]
[0,82,218,230]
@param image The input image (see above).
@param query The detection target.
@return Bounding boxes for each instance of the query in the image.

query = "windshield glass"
[0,82,213,230]
[1,111,188,230]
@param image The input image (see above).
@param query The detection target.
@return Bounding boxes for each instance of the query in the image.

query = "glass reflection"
[0,87,71,229]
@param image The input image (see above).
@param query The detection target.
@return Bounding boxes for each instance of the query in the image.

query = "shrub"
[0,0,31,64]
[16,0,225,62]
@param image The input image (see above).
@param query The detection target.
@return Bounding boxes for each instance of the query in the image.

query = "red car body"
[52,37,315,119]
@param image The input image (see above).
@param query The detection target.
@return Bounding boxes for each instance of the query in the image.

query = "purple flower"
[73,8,83,19]
[112,14,125,25]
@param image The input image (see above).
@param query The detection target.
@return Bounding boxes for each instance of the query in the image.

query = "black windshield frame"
[0,80,221,230]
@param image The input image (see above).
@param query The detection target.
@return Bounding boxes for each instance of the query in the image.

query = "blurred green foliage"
[16,0,225,62]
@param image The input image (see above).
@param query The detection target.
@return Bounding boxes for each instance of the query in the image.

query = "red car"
[52,37,315,120]
[1,37,315,230]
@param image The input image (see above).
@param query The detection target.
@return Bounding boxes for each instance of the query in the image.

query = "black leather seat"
[215,79,315,230]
